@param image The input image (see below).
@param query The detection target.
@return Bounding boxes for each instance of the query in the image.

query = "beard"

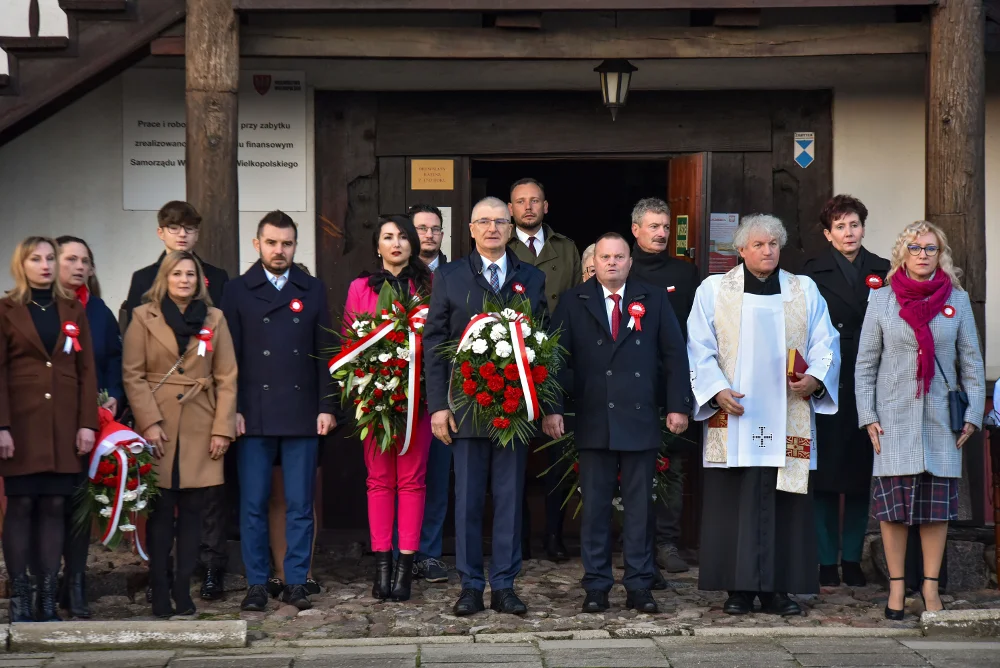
[262,255,290,274]
[515,215,543,233]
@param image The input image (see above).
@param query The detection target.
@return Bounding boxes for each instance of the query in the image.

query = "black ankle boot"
[390,553,415,602]
[66,573,91,619]
[172,575,196,616]
[9,573,33,622]
[37,573,60,622]
[372,551,393,600]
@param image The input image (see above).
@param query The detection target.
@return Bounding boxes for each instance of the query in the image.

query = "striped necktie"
[488,263,500,293]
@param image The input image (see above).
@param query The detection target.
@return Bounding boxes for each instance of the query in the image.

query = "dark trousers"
[147,488,204,594]
[200,484,229,570]
[815,491,869,565]
[238,436,319,585]
[579,448,657,592]
[453,437,528,591]
[416,436,453,561]
[522,441,569,548]
[63,471,90,575]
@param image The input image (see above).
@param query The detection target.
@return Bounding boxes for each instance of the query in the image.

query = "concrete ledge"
[610,625,688,638]
[9,620,247,652]
[694,626,923,638]
[276,636,473,647]
[474,631,575,643]
[921,609,1000,637]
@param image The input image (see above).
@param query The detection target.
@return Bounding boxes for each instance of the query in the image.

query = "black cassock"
[697,266,819,595]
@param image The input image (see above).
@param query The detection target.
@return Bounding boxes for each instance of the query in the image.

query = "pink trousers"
[362,410,431,552]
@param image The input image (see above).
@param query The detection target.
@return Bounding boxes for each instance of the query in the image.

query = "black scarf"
[630,244,677,292]
[160,296,207,355]
[365,264,417,296]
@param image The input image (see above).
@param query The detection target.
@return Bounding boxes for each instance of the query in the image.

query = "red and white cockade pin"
[196,328,214,357]
[627,302,646,331]
[511,282,525,294]
[667,286,676,293]
[290,298,304,313]
[865,274,883,289]
[942,305,956,318]
[62,321,82,354]
[204,276,210,288]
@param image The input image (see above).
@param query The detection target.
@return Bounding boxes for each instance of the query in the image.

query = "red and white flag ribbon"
[62,321,82,354]
[196,328,214,357]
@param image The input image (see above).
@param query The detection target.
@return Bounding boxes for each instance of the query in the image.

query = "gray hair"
[581,243,596,265]
[471,196,508,222]
[631,198,671,227]
[733,214,788,250]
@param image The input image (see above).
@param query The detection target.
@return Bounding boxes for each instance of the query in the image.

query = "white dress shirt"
[265,267,291,291]
[515,226,545,255]
[426,254,441,272]
[601,282,626,329]
[480,252,508,288]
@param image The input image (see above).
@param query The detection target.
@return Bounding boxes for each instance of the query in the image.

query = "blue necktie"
[488,263,500,293]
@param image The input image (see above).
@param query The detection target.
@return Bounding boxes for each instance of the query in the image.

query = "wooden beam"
[221,23,926,58]
[233,0,934,11]
[926,0,985,337]
[186,0,240,277]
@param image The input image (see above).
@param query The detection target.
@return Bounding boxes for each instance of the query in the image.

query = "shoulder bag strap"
[150,353,187,395]
[932,353,958,392]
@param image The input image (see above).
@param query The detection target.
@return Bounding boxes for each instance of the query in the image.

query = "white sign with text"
[122,69,307,212]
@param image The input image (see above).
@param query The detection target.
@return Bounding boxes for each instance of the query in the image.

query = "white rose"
[490,324,508,341]
[351,320,362,330]
[386,376,400,391]
[99,507,113,518]
[651,493,658,502]
[375,381,384,390]
[94,494,110,505]
[525,347,536,364]
[378,353,392,363]
[495,341,513,358]
[375,405,384,412]
[119,524,136,533]
[520,322,532,338]
[501,308,519,320]
[122,490,138,502]
[396,347,411,362]
[534,331,547,344]
[471,339,489,355]
[132,500,147,512]
[369,355,378,363]
[612,497,624,511]
[459,338,473,353]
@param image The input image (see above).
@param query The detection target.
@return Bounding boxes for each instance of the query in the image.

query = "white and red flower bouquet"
[327,284,430,454]
[440,286,564,447]
[74,401,160,557]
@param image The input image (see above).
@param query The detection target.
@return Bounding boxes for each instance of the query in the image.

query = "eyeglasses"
[906,244,939,257]
[163,224,199,235]
[416,226,443,236]
[472,218,511,229]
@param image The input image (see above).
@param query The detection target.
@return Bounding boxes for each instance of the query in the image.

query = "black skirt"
[3,472,81,497]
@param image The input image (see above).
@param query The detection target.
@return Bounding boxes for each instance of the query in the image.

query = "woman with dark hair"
[803,195,889,588]
[343,214,432,603]
[0,236,98,622]
[54,236,123,617]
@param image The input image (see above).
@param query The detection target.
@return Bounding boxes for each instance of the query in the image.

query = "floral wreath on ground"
[73,391,160,557]
[536,414,687,521]
[327,283,431,454]
[438,287,565,447]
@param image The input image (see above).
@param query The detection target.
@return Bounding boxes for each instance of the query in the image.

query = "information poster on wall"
[709,213,739,274]
[122,69,307,211]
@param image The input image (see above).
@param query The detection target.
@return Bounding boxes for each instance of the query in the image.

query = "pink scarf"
[890,269,952,397]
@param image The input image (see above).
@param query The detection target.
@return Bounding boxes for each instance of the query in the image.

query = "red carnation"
[503,364,520,381]
[90,475,102,484]
[139,463,153,475]
[462,380,478,396]
[126,478,139,491]
[487,376,505,393]
[380,369,390,377]
[394,370,403,377]
[572,462,580,474]
[354,369,366,378]
[127,457,137,467]
[476,392,494,407]
[374,389,384,399]
[502,399,519,414]
[103,476,119,488]
[361,407,371,414]
[478,362,496,378]
[354,398,362,405]
[504,386,523,401]
[657,457,670,472]
[531,366,548,384]
[492,417,511,429]
[98,460,115,475]
[461,361,474,379]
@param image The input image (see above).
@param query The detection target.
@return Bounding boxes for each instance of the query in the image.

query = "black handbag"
[934,354,969,433]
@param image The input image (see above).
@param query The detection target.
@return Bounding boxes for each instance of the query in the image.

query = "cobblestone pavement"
[2,637,1000,667]
[57,547,1000,641]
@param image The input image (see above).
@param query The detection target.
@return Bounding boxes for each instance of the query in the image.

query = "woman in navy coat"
[55,236,123,618]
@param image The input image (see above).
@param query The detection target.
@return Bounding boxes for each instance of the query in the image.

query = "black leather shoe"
[453,588,485,616]
[281,584,312,610]
[200,568,225,601]
[841,561,867,588]
[582,590,609,613]
[240,584,269,612]
[759,592,802,616]
[390,553,415,602]
[723,591,753,615]
[819,564,841,587]
[372,551,393,600]
[66,573,91,619]
[490,588,528,615]
[625,588,659,614]
[267,577,285,599]
[545,534,569,562]
[652,566,669,591]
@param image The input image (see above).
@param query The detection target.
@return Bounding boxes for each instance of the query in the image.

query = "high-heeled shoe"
[884,576,905,620]
[919,576,943,613]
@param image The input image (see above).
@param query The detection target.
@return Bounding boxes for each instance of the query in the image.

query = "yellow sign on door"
[411,159,454,191]
[676,215,689,257]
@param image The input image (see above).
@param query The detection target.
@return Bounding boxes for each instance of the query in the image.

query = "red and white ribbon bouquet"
[74,403,160,559]
[441,286,564,447]
[328,285,430,455]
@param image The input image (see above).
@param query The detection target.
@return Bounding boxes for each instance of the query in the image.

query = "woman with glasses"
[855,220,984,619]
[581,243,596,281]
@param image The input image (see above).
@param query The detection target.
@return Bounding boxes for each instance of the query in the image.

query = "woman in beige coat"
[123,250,237,618]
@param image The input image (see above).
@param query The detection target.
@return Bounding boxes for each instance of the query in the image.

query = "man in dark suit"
[124,200,232,601]
[544,232,691,614]
[628,197,701,576]
[423,197,548,617]
[221,211,336,612]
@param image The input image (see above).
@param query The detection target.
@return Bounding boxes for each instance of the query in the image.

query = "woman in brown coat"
[123,251,237,618]
[0,236,98,622]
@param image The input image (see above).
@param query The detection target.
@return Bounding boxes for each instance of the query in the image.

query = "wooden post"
[926,0,985,338]
[185,0,240,277]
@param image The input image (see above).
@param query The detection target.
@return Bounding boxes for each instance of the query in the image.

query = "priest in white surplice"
[688,214,840,617]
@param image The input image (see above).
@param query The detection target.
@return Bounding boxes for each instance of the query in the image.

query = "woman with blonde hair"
[581,243,596,282]
[123,250,237,618]
[0,236,98,622]
[855,220,984,619]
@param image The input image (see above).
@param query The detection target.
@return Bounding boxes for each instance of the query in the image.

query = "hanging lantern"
[594,59,637,121]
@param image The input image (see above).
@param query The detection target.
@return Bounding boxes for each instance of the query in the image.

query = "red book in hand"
[787,349,808,378]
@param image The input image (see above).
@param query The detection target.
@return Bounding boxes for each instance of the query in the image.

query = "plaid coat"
[855,286,984,478]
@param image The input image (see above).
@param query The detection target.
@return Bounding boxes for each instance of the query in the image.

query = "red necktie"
[610,294,622,341]
[528,236,538,257]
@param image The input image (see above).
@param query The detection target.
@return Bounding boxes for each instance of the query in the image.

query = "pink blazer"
[343,276,420,335]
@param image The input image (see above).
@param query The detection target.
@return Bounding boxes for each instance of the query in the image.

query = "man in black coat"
[124,200,231,601]
[423,197,548,617]
[544,233,691,614]
[628,197,701,576]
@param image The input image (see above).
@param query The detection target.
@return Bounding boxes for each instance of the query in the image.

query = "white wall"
[0,74,316,315]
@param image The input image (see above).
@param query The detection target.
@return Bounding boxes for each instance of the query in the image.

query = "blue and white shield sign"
[794,132,815,169]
